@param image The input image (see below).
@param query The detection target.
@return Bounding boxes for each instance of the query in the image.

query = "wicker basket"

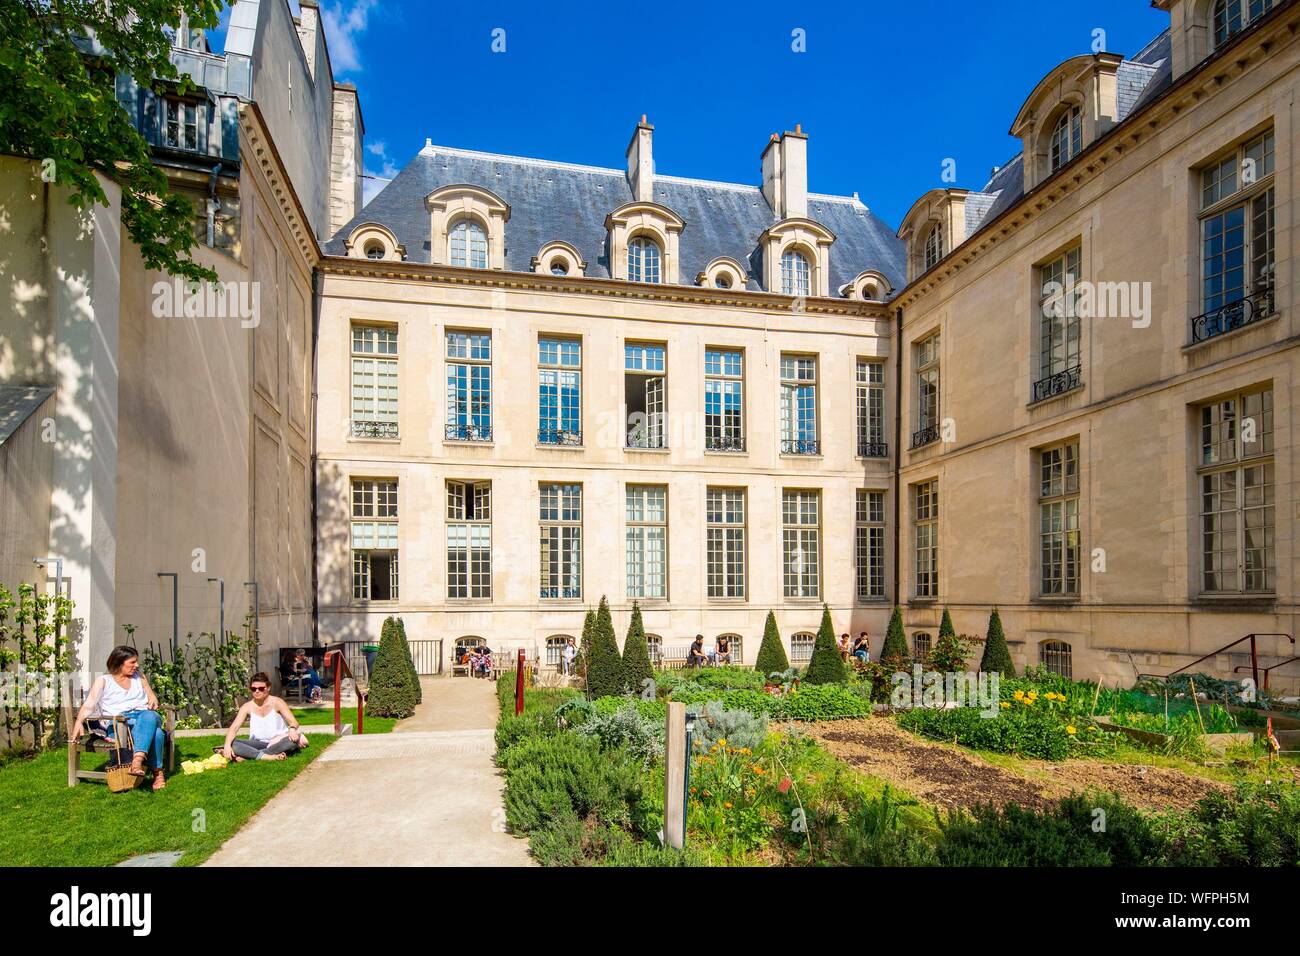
[105,762,141,793]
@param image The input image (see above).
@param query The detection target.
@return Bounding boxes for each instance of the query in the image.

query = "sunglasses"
[250,685,269,693]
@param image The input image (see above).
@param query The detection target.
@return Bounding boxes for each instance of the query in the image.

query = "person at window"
[714,636,731,666]
[292,649,323,702]
[687,635,709,669]
[562,637,577,675]
[838,633,851,661]
[71,645,169,791]
[852,632,871,662]
[220,674,307,762]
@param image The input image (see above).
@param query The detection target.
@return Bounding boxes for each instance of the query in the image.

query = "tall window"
[856,359,886,457]
[779,354,819,455]
[1213,0,1274,49]
[449,219,488,269]
[352,480,398,601]
[538,337,582,445]
[628,236,661,283]
[1039,442,1080,596]
[913,480,939,599]
[445,331,491,441]
[705,349,744,451]
[625,342,667,449]
[856,490,886,600]
[1035,247,1083,401]
[447,480,491,599]
[781,250,811,296]
[923,223,944,271]
[1196,131,1274,340]
[1040,641,1073,679]
[540,483,582,599]
[912,334,940,448]
[782,490,821,598]
[351,325,398,438]
[706,488,746,599]
[791,632,815,663]
[163,98,199,150]
[1049,106,1083,172]
[1198,387,1274,594]
[626,485,667,599]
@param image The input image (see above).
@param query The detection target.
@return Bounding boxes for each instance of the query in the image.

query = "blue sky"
[214,0,1170,227]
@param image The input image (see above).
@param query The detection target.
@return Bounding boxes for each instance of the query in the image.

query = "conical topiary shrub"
[394,617,421,703]
[939,607,955,643]
[979,608,1015,677]
[584,596,624,699]
[575,609,595,679]
[367,626,418,718]
[754,611,790,675]
[803,604,848,684]
[620,602,654,696]
[880,606,910,667]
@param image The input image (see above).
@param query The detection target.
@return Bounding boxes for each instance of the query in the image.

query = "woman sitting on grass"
[71,645,169,791]
[220,673,308,762]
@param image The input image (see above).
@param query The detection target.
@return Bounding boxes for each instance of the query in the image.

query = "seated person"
[838,633,851,660]
[292,649,323,701]
[687,635,709,668]
[220,673,307,762]
[71,645,169,791]
[852,632,871,662]
[714,635,731,665]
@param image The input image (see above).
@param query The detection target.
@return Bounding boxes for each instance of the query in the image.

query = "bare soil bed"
[810,717,1228,813]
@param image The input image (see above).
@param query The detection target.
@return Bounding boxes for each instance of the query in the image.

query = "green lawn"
[292,707,396,734]
[0,735,326,867]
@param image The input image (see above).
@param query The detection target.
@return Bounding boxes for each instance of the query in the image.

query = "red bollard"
[514,648,526,715]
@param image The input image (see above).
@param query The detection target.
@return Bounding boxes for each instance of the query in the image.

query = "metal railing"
[781,438,820,455]
[351,420,398,439]
[626,432,667,449]
[323,649,364,736]
[445,423,492,442]
[705,435,746,452]
[1031,365,1082,403]
[1190,287,1274,345]
[538,428,582,446]
[858,441,889,458]
[1155,632,1296,690]
[910,423,940,449]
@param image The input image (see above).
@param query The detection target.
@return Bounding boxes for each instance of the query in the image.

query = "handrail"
[324,649,364,736]
[1166,633,1294,689]
[1235,654,1300,692]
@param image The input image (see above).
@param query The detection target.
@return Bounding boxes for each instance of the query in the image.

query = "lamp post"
[157,572,178,656]
[207,577,224,644]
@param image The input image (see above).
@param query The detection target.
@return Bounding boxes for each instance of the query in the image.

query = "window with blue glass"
[539,483,582,599]
[538,337,582,445]
[625,342,666,448]
[627,236,661,283]
[1213,0,1274,50]
[445,331,491,441]
[705,349,744,451]
[779,354,818,455]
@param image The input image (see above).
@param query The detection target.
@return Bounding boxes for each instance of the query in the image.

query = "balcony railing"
[1030,365,1082,404]
[540,586,582,599]
[1190,287,1275,345]
[858,441,889,459]
[626,432,667,450]
[781,439,820,455]
[705,435,746,452]
[351,420,398,439]
[910,423,940,449]
[538,428,582,447]
[445,423,492,442]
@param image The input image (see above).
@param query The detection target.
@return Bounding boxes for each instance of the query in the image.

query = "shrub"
[778,684,871,721]
[838,787,939,866]
[620,602,655,697]
[585,596,624,699]
[495,711,565,753]
[896,705,1072,760]
[366,627,418,718]
[691,702,769,752]
[592,695,667,723]
[803,604,847,685]
[677,667,765,692]
[754,611,789,675]
[880,606,910,667]
[500,733,644,837]
[979,608,1015,677]
[577,702,665,767]
[1157,782,1300,867]
[393,617,421,704]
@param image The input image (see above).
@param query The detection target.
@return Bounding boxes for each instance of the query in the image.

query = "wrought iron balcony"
[538,428,582,447]
[540,586,582,600]
[858,441,889,459]
[445,423,492,442]
[781,439,821,455]
[626,432,667,450]
[351,420,398,439]
[1190,287,1275,345]
[910,424,940,449]
[705,435,747,452]
[1030,365,1082,404]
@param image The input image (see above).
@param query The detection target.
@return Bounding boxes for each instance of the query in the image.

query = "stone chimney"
[626,115,654,203]
[761,125,809,220]
[295,0,319,79]
[329,83,364,237]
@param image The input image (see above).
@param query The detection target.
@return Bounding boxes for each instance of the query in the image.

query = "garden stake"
[1189,678,1207,736]
[1089,679,1101,717]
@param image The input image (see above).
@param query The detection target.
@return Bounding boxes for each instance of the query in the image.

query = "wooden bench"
[63,702,177,788]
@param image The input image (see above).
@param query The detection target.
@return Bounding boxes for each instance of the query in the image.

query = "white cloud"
[362,140,400,207]
[321,0,376,76]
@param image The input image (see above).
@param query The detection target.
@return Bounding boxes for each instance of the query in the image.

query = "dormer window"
[716,273,732,289]
[923,223,944,272]
[449,219,488,269]
[344,223,405,262]
[163,98,199,151]
[781,250,811,297]
[364,242,385,260]
[628,236,662,284]
[1049,106,1082,172]
[1214,0,1274,50]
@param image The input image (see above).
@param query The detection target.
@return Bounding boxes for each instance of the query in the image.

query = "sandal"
[151,770,167,791]
[128,753,147,777]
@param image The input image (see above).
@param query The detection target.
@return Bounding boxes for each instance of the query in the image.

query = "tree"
[0,1,223,283]
[979,608,1015,677]
[939,608,956,643]
[803,604,847,684]
[367,626,418,718]
[880,607,910,667]
[574,609,595,679]
[620,602,654,696]
[754,611,790,675]
[584,597,623,699]
[394,617,421,704]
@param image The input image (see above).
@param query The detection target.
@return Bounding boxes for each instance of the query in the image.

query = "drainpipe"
[310,265,322,648]
[207,577,225,643]
[892,306,904,608]
[206,162,223,247]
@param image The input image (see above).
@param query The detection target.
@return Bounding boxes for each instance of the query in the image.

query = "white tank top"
[249,705,289,742]
[99,673,148,716]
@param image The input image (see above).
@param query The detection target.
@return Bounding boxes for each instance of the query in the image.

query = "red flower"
[777,777,792,794]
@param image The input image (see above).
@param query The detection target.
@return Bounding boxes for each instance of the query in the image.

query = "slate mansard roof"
[325,144,907,295]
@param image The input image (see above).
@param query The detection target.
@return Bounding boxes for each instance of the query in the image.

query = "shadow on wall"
[315,460,372,647]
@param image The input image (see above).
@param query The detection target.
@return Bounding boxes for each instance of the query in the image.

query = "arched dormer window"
[344,222,406,262]
[364,242,385,260]
[697,256,748,290]
[449,218,488,269]
[780,250,811,296]
[628,236,662,284]
[532,240,587,278]
[923,223,944,272]
[1049,106,1083,172]
[1213,0,1274,50]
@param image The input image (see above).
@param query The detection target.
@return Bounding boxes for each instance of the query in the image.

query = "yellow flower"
[723,802,733,809]
[1013,690,1025,700]
[718,739,727,748]
[1088,725,1096,731]
[999,701,1011,709]
[1066,726,1077,735]
[752,764,765,775]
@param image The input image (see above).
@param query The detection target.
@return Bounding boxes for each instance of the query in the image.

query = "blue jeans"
[121,709,166,770]
[853,650,869,662]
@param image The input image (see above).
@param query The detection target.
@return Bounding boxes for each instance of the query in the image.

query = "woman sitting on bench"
[220,673,307,762]
[70,645,169,791]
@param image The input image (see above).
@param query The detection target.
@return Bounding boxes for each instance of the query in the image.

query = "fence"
[332,639,443,677]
